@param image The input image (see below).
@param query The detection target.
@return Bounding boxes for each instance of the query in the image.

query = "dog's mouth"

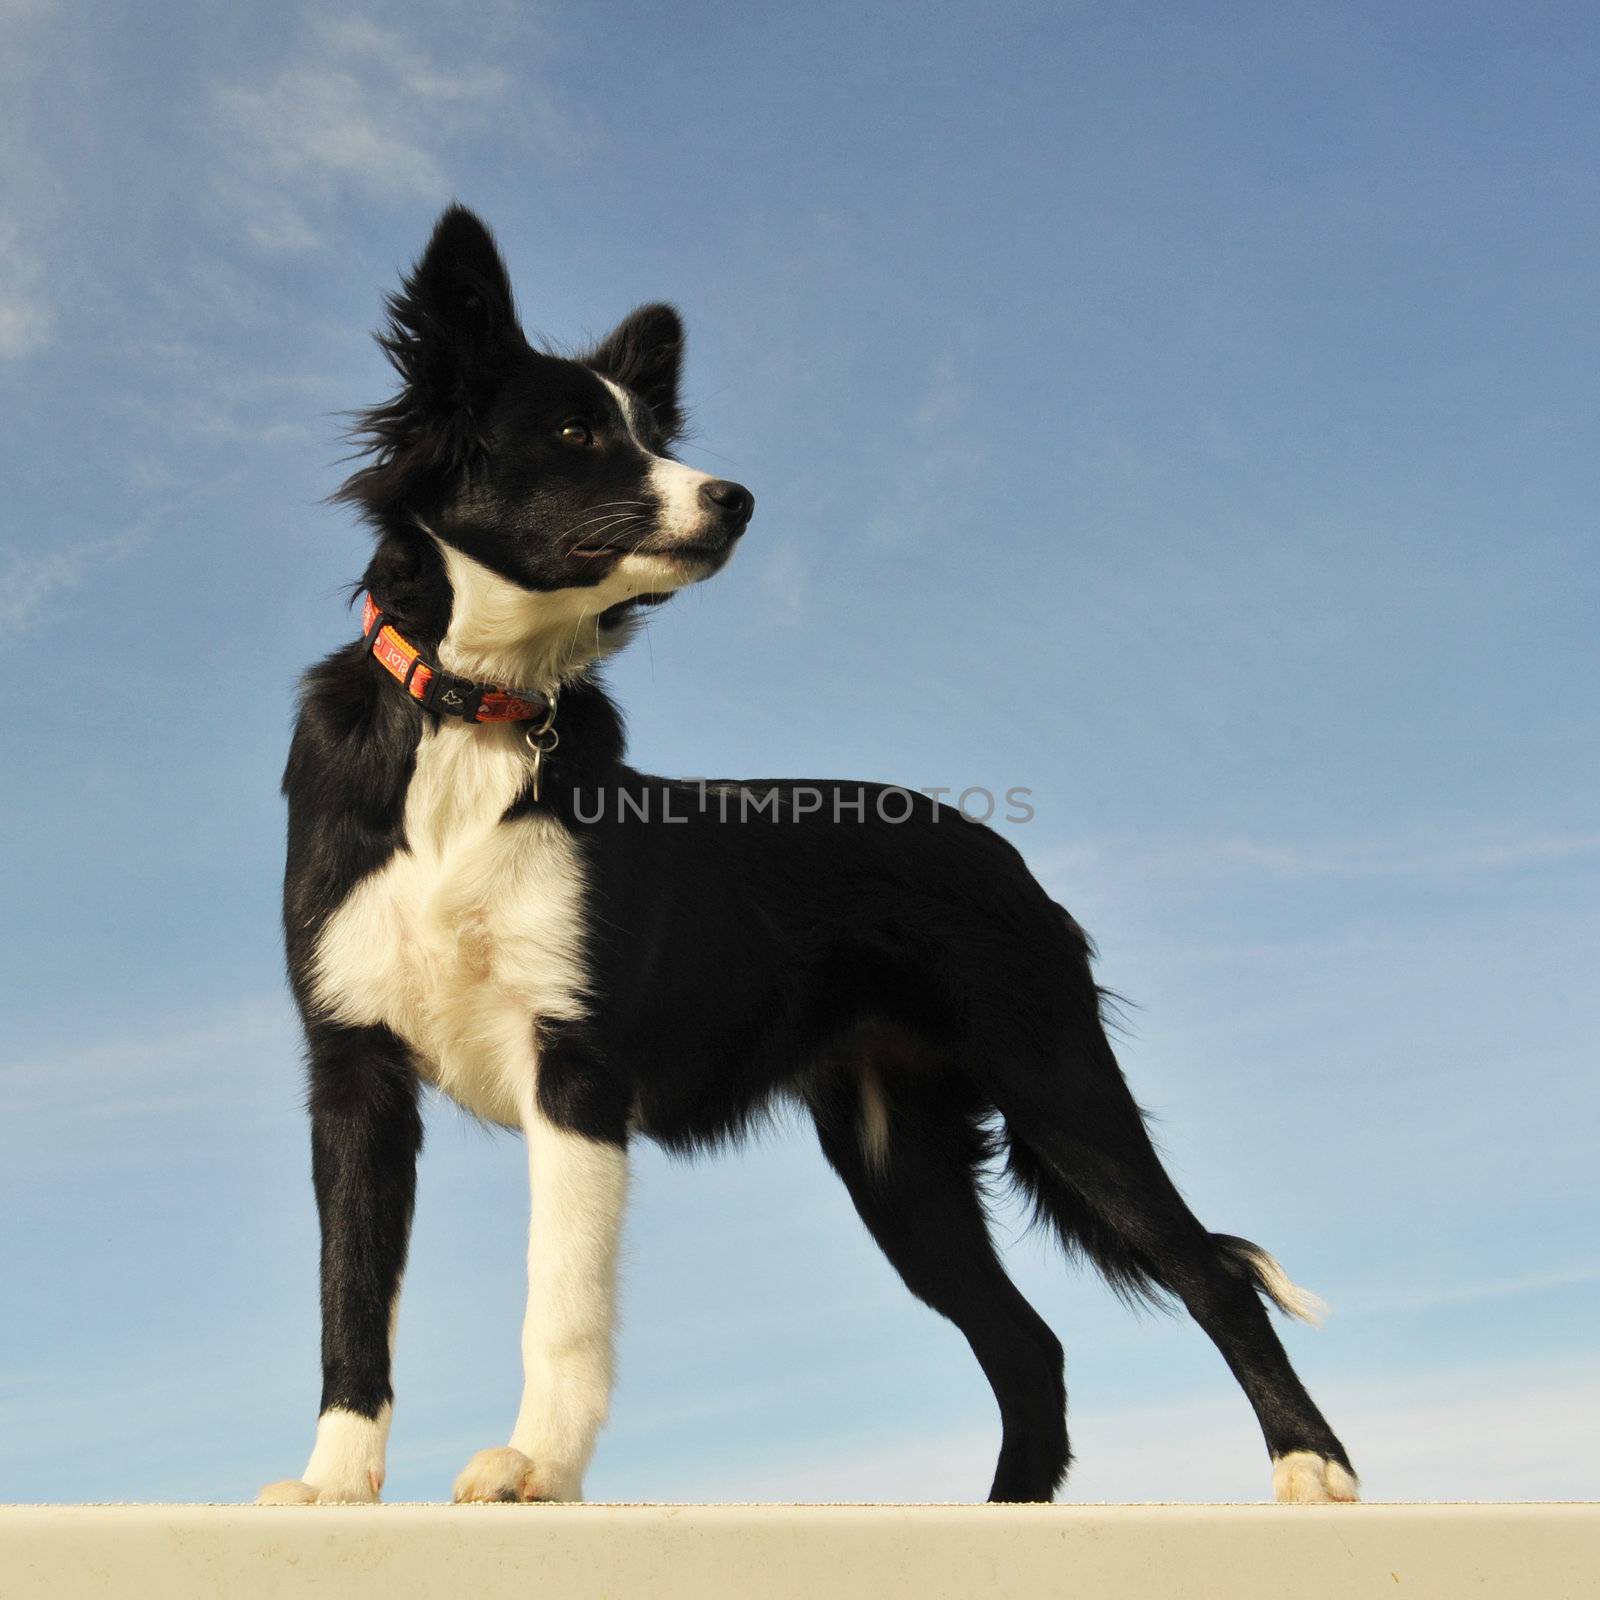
[651,541,728,565]
[561,518,652,561]
[570,538,732,572]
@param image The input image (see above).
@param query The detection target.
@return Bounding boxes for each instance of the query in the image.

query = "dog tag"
[525,721,559,802]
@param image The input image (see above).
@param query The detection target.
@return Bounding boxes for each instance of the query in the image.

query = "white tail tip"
[1242,1244,1328,1326]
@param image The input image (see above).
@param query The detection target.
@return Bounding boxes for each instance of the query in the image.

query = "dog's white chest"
[311,723,590,1125]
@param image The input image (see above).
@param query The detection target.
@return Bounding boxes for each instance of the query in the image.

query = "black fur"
[277,207,1354,1502]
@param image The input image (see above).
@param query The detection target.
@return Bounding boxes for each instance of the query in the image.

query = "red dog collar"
[360,594,554,725]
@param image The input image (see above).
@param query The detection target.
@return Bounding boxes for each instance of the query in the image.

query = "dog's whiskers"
[558,502,648,532]
[561,514,644,556]
[565,515,648,563]
[553,512,646,563]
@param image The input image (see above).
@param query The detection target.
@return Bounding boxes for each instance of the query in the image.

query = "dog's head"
[340,206,753,681]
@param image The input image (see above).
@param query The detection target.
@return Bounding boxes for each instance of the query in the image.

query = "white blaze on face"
[598,377,717,542]
[649,454,719,538]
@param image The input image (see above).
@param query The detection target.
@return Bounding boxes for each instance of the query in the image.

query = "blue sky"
[1,0,1596,1503]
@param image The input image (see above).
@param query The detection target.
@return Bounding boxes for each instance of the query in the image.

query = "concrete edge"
[1,1502,1596,1600]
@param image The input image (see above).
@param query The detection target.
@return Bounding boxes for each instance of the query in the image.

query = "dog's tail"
[1002,1129,1326,1325]
[989,901,1326,1324]
[1211,1233,1328,1324]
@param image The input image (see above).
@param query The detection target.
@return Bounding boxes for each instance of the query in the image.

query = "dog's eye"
[558,420,595,448]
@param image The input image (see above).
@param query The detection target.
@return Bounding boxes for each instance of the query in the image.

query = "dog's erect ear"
[340,206,526,512]
[587,304,685,439]
[379,205,523,417]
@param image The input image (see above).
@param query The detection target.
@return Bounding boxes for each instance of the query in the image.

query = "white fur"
[858,1065,891,1174]
[599,374,719,542]
[648,454,719,538]
[1272,1450,1361,1503]
[452,1445,545,1503]
[258,1405,391,1504]
[467,1110,628,1502]
[312,714,590,1125]
[449,1103,631,1504]
[1238,1243,1328,1326]
[435,538,688,693]
[599,376,647,440]
[303,1404,391,1499]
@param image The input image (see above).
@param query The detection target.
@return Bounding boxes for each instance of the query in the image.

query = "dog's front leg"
[454,1080,629,1504]
[259,1022,422,1505]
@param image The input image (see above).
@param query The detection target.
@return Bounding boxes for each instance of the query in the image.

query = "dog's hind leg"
[990,1011,1358,1503]
[810,1069,1069,1502]
[259,1022,422,1505]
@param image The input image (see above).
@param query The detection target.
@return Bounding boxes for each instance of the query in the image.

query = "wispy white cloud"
[865,352,986,549]
[178,366,341,447]
[756,542,809,626]
[1033,831,1600,891]
[0,474,240,636]
[1342,1263,1600,1319]
[1438,836,1600,871]
[210,12,547,251]
[0,222,53,359]
[0,527,145,634]
[109,329,350,451]
[0,4,60,360]
[0,994,295,1121]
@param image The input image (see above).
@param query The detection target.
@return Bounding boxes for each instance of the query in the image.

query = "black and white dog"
[259,206,1357,1507]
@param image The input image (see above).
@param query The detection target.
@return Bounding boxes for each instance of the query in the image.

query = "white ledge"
[2,1503,1596,1599]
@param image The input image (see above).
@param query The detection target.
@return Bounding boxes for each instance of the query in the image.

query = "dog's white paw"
[1272,1450,1360,1503]
[257,1471,381,1506]
[452,1446,579,1504]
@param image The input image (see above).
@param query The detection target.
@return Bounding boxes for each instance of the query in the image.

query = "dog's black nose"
[700,479,754,528]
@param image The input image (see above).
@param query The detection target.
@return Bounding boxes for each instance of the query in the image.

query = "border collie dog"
[260,206,1357,1508]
